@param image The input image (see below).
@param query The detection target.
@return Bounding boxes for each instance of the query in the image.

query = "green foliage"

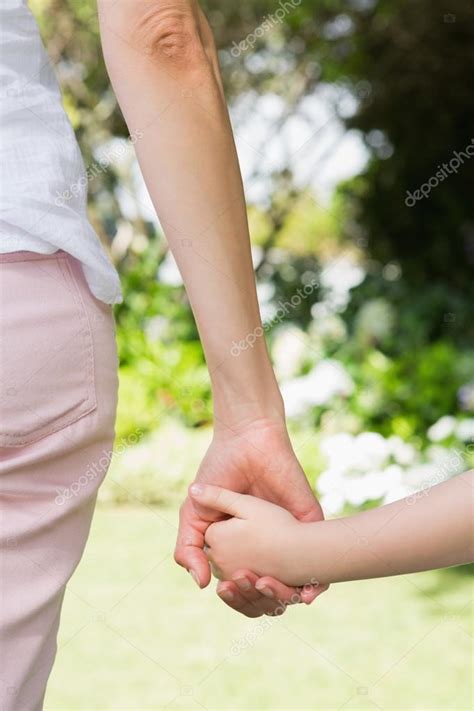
[344,340,468,439]
[335,273,474,437]
[114,243,211,441]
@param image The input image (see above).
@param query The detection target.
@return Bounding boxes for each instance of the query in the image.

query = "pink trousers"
[0,251,118,710]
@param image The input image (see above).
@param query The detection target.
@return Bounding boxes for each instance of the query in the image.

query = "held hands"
[174,418,328,617]
[191,484,309,586]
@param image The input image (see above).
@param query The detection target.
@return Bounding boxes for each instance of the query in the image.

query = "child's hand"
[189,483,305,586]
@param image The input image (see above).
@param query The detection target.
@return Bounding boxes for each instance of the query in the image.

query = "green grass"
[45,505,473,710]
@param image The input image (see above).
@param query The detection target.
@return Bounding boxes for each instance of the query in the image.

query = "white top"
[0,0,122,304]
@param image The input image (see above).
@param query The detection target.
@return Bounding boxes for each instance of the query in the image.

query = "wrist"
[289,521,328,586]
[211,366,285,433]
[301,516,379,585]
[287,519,346,587]
[263,520,324,588]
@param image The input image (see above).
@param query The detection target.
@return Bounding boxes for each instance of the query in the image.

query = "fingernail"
[234,576,252,591]
[189,569,201,587]
[219,590,234,602]
[255,585,274,598]
[189,483,204,497]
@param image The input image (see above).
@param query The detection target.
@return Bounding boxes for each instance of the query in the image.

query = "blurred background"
[31,0,473,708]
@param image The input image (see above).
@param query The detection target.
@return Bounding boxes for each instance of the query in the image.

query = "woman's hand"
[174,418,328,617]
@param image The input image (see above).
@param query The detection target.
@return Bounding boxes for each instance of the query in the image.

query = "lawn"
[45,505,473,710]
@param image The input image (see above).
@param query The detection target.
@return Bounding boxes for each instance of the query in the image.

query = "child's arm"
[191,470,474,587]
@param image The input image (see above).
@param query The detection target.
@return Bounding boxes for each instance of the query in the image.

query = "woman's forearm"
[98,0,283,428]
[296,470,474,585]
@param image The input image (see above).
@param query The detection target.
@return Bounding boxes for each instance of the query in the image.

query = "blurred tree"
[205,0,474,294]
[333,0,474,302]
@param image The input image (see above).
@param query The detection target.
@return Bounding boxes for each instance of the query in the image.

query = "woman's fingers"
[216,581,264,617]
[253,575,304,605]
[217,579,286,617]
[216,570,291,616]
[174,497,212,589]
[254,575,329,605]
[233,571,290,615]
[300,582,329,604]
[216,570,290,616]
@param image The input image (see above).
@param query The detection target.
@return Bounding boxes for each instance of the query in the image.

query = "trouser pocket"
[0,252,97,447]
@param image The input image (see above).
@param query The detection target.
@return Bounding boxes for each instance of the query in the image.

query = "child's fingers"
[189,484,254,518]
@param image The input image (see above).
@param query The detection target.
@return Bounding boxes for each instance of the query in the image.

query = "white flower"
[455,418,474,442]
[352,432,390,470]
[458,383,474,411]
[355,298,396,343]
[272,327,307,380]
[320,430,390,476]
[318,464,398,510]
[158,251,183,286]
[317,468,347,514]
[374,466,403,497]
[343,469,394,505]
[426,446,465,478]
[388,436,417,466]
[281,360,354,417]
[379,464,405,503]
[144,315,169,342]
[317,428,466,510]
[280,378,313,418]
[310,314,347,344]
[321,490,345,516]
[426,445,451,464]
[344,475,373,506]
[317,467,344,493]
[320,258,365,311]
[319,434,356,473]
[251,245,264,268]
[427,416,456,442]
[304,360,355,403]
[258,281,276,324]
[383,484,410,505]
[401,463,438,492]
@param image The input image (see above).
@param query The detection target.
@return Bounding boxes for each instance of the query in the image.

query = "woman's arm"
[196,470,474,586]
[97,0,281,427]
[97,0,326,616]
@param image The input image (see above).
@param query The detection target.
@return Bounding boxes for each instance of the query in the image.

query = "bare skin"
[195,470,474,586]
[98,0,327,616]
